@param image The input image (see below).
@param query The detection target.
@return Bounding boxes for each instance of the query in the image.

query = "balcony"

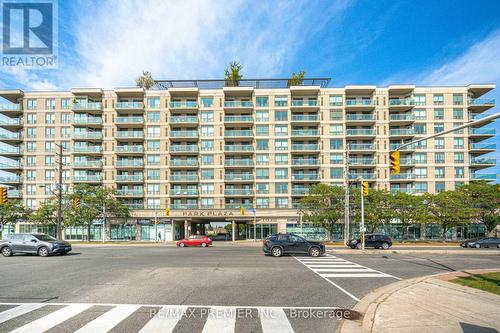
[0,176,21,183]
[349,158,376,166]
[225,203,253,209]
[468,99,495,111]
[170,175,198,182]
[390,129,415,137]
[345,114,376,123]
[0,146,21,155]
[123,203,144,210]
[72,102,103,111]
[349,173,375,180]
[348,143,376,151]
[115,189,144,197]
[345,99,375,110]
[73,146,102,154]
[0,104,22,112]
[0,161,22,169]
[224,130,253,137]
[73,117,103,125]
[292,187,310,195]
[115,160,144,168]
[116,131,144,139]
[73,160,102,168]
[291,100,319,108]
[115,116,144,125]
[390,173,416,181]
[224,174,254,181]
[0,118,22,127]
[224,159,254,167]
[389,143,414,152]
[291,144,319,151]
[292,173,320,181]
[291,115,320,122]
[73,175,102,182]
[170,159,198,167]
[170,130,198,138]
[73,132,103,140]
[115,174,144,182]
[224,189,254,196]
[224,115,253,123]
[346,129,376,136]
[172,203,199,210]
[170,101,198,109]
[170,189,199,196]
[7,190,21,198]
[470,143,496,152]
[115,102,144,110]
[170,116,198,123]
[292,159,319,166]
[0,132,22,141]
[169,145,198,153]
[224,145,253,152]
[389,114,414,124]
[389,99,414,111]
[291,129,320,137]
[115,145,144,154]
[470,128,495,137]
[224,101,254,108]
[471,174,496,181]
[469,157,496,166]
[400,158,415,166]
[390,188,414,194]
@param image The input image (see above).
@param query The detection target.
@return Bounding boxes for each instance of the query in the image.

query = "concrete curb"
[327,248,500,255]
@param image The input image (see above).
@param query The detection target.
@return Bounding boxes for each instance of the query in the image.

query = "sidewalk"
[327,248,500,255]
[339,269,500,333]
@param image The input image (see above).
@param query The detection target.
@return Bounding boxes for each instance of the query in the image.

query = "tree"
[64,184,130,241]
[424,191,476,242]
[224,61,243,87]
[0,200,27,226]
[28,201,57,225]
[459,181,500,235]
[300,184,345,240]
[391,192,428,240]
[363,189,393,233]
[289,70,306,86]
[135,71,154,90]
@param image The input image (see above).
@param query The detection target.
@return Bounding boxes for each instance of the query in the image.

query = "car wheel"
[38,247,49,257]
[349,245,356,249]
[475,244,481,249]
[1,246,13,257]
[271,246,282,257]
[356,243,362,249]
[179,243,185,248]
[381,243,390,250]
[201,243,207,247]
[309,247,320,257]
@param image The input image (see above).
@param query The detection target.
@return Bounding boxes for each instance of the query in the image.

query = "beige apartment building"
[0,79,496,241]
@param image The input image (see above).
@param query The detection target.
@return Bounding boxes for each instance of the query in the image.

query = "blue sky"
[0,0,499,176]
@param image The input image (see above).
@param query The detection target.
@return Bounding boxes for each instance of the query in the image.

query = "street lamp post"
[358,177,365,251]
[55,143,64,240]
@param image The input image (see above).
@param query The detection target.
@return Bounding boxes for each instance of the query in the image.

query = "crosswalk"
[0,302,342,333]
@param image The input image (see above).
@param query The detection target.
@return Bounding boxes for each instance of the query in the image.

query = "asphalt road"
[0,246,499,333]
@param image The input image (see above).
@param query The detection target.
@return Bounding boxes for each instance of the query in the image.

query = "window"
[329,95,343,106]
[413,95,426,106]
[147,97,160,108]
[256,154,269,165]
[256,125,269,136]
[26,170,36,181]
[256,183,269,194]
[434,123,444,134]
[201,155,214,165]
[275,168,288,179]
[414,167,427,179]
[256,168,269,179]
[27,113,37,124]
[61,127,70,138]
[61,98,71,109]
[435,167,444,179]
[275,197,288,208]
[45,127,55,138]
[435,182,445,192]
[45,141,54,152]
[201,111,214,122]
[434,138,444,149]
[26,156,36,166]
[201,140,214,151]
[275,110,288,121]
[61,141,70,151]
[201,169,214,180]
[201,125,214,137]
[413,109,426,120]
[201,184,214,194]
[414,123,426,134]
[147,169,160,180]
[256,96,269,107]
[147,199,160,209]
[147,184,160,195]
[275,139,288,151]
[330,168,343,179]
[146,140,160,151]
[27,127,36,138]
[453,108,463,119]
[27,142,36,152]
[275,183,288,194]
[147,111,160,122]
[61,113,71,124]
[330,110,342,120]
[454,167,464,178]
[45,98,55,110]
[200,198,214,209]
[147,155,160,165]
[147,126,160,137]
[256,110,269,122]
[453,94,463,105]
[274,96,288,107]
[454,152,464,163]
[274,124,288,136]
[26,184,37,195]
[45,170,55,181]
[414,153,427,164]
[415,182,428,193]
[200,97,213,107]
[330,125,343,135]
[454,138,464,149]
[256,198,269,208]
[330,153,343,164]
[433,94,444,105]
[275,154,288,165]
[433,108,444,120]
[27,99,37,110]
[330,139,343,150]
[453,123,464,134]
[435,152,445,164]
[256,139,269,151]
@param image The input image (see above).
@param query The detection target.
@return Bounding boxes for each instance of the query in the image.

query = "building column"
[232,220,235,242]
[184,220,189,238]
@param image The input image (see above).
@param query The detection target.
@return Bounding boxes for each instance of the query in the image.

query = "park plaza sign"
[181,210,236,217]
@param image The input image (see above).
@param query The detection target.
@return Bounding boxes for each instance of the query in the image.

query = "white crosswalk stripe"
[0,302,342,333]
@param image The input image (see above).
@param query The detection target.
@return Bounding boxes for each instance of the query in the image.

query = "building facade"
[0,80,496,241]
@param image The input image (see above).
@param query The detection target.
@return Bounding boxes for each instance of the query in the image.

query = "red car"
[176,235,212,247]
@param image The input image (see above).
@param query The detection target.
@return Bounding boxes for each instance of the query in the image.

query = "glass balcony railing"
[389,99,414,106]
[73,132,103,139]
[116,131,144,138]
[291,129,319,136]
[348,143,375,150]
[390,129,415,136]
[115,189,144,196]
[73,102,103,110]
[170,116,198,123]
[7,190,21,197]
[115,145,144,153]
[170,130,198,138]
[74,117,103,125]
[346,100,375,106]
[470,143,496,150]
[0,118,22,126]
[123,203,144,210]
[468,99,495,106]
[292,188,310,195]
[292,144,319,151]
[390,114,414,121]
[346,114,375,121]
[115,102,144,109]
[115,160,144,167]
[349,158,375,165]
[400,158,415,165]
[0,132,22,140]
[470,158,496,165]
[391,188,414,194]
[0,104,21,111]
[471,174,496,180]
[224,189,253,195]
[115,175,144,182]
[346,129,376,136]
[172,203,199,209]
[170,101,198,109]
[73,160,102,168]
[225,203,253,209]
[224,160,254,166]
[224,145,253,152]
[0,176,20,182]
[170,175,198,182]
[115,116,144,124]
[390,173,416,180]
[224,101,254,108]
[292,159,319,166]
[170,189,199,196]
[292,174,319,180]
[291,100,319,107]
[224,130,253,137]
[0,161,22,168]
[349,173,375,180]
[170,159,198,167]
[224,115,253,122]
[291,115,319,122]
[73,175,102,182]
[73,146,102,153]
[169,145,198,152]
[0,146,20,154]
[470,128,495,135]
[224,174,254,181]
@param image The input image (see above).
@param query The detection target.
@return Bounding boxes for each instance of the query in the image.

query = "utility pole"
[359,177,365,251]
[253,207,257,242]
[154,207,158,242]
[343,143,350,246]
[55,143,63,240]
[102,203,106,243]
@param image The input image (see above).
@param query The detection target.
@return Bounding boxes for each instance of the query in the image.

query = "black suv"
[263,233,325,257]
[348,234,392,249]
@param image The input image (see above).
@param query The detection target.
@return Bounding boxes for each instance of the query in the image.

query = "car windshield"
[34,234,57,242]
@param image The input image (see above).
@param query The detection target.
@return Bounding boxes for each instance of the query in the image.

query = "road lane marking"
[0,303,47,324]
[202,308,236,333]
[259,308,294,333]
[138,306,187,333]
[9,304,92,333]
[74,304,140,333]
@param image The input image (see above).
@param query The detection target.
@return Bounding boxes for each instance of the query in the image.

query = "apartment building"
[0,79,496,241]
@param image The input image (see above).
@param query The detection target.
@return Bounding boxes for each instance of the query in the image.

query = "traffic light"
[240,207,246,215]
[390,151,400,175]
[73,197,80,209]
[362,181,369,197]
[0,187,8,204]
[165,208,170,217]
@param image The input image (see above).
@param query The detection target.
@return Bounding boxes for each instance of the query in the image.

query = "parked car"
[348,234,392,249]
[176,235,212,247]
[0,233,72,257]
[460,238,480,248]
[467,237,500,248]
[262,233,325,257]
